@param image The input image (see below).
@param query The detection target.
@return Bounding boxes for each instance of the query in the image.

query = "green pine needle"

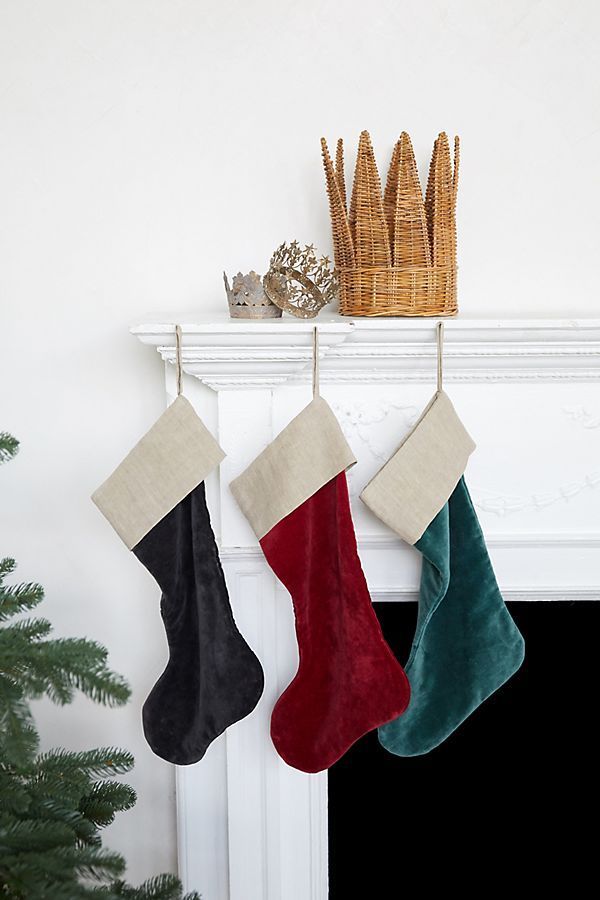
[0,692,40,763]
[37,748,135,779]
[0,431,19,463]
[0,556,16,577]
[0,634,131,707]
[107,874,202,900]
[0,578,45,620]
[63,846,127,881]
[0,818,75,852]
[0,617,53,641]
[80,781,137,827]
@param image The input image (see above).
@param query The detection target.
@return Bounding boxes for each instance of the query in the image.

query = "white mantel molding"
[131,315,600,389]
[370,587,600,602]
[218,532,600,557]
[217,540,600,603]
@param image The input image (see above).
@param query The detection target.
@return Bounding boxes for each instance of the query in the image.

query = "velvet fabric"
[379,477,525,756]
[133,481,264,765]
[260,471,410,773]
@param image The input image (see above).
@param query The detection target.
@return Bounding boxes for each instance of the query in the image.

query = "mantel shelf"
[131,314,600,389]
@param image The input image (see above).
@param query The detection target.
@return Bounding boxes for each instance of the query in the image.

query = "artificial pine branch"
[0,692,40,763]
[104,874,202,900]
[0,817,75,852]
[0,572,45,620]
[37,747,135,779]
[0,433,19,464]
[0,618,53,644]
[79,781,137,827]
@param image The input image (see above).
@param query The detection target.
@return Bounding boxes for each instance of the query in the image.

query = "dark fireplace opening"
[328,601,599,896]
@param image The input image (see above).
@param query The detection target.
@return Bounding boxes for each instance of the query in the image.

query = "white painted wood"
[133,316,600,899]
[132,314,600,389]
[175,744,229,899]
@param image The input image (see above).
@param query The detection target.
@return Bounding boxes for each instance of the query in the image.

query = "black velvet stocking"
[133,481,264,765]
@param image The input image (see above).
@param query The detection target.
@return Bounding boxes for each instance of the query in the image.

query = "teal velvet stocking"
[379,477,525,756]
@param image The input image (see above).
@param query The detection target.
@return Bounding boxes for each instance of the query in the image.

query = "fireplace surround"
[132,315,600,899]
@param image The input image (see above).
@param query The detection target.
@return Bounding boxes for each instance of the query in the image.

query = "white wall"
[1,0,598,888]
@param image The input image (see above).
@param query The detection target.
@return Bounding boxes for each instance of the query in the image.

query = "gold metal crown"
[263,241,338,319]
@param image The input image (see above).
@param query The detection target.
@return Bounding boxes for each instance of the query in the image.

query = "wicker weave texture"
[321,131,459,316]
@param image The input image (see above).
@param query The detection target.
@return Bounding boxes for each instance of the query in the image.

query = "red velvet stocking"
[260,472,410,773]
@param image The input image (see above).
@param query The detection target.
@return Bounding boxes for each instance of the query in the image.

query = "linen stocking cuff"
[92,396,225,549]
[360,391,475,544]
[230,395,356,540]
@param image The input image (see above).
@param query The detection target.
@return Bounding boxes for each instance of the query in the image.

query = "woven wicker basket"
[321,130,459,316]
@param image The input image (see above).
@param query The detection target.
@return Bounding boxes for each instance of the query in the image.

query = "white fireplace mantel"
[131,314,600,389]
[132,314,600,900]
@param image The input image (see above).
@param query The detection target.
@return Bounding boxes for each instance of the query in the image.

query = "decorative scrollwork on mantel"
[331,399,419,463]
[471,472,600,516]
[330,400,600,518]
[563,405,600,429]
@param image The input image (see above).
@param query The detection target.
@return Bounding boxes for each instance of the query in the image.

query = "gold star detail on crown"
[263,242,339,319]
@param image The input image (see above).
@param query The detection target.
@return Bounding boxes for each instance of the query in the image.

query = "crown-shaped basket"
[321,130,459,316]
